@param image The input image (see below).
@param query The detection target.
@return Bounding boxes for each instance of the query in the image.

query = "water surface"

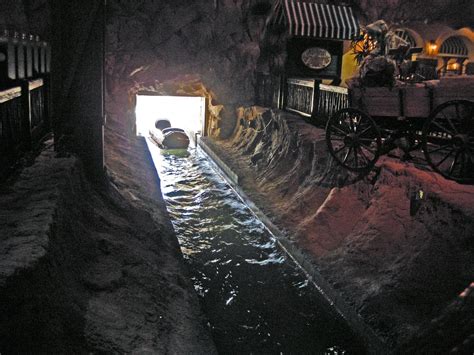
[148,141,365,354]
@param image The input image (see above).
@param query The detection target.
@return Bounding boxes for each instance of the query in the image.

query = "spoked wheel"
[422,100,474,183]
[326,108,382,172]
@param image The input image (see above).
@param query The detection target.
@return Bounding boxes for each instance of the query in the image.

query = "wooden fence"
[0,30,50,178]
[0,79,49,153]
[285,78,349,122]
[285,78,316,117]
[316,83,349,120]
[256,72,283,109]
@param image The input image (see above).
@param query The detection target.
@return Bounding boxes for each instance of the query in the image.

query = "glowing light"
[135,95,205,137]
[446,60,461,72]
[427,40,438,55]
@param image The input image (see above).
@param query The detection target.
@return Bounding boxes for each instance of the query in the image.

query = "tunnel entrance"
[135,94,206,140]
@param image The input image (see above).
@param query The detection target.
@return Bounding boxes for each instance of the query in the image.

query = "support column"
[51,0,105,182]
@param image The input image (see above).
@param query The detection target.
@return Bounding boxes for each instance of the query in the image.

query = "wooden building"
[256,0,360,122]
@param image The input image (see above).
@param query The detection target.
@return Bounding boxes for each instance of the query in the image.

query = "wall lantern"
[427,40,438,56]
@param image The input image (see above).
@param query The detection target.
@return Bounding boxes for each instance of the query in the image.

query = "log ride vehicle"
[150,119,190,150]
[325,77,474,183]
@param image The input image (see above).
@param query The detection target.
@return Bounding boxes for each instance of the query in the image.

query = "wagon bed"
[350,77,474,118]
[325,76,474,183]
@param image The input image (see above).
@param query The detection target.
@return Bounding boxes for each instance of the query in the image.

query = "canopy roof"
[270,0,360,40]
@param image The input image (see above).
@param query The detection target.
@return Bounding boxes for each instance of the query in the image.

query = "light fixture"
[427,40,437,55]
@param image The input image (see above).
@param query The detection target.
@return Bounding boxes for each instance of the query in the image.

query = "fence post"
[281,75,288,110]
[43,74,51,132]
[311,80,321,123]
[20,80,32,150]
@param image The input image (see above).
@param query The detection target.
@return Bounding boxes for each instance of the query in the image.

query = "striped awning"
[439,36,469,58]
[270,0,360,40]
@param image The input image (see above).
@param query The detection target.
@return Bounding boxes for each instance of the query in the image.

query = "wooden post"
[20,80,32,150]
[43,74,51,132]
[51,0,105,182]
[311,80,321,122]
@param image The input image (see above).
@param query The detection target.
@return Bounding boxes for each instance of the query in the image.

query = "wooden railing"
[316,83,349,120]
[0,30,50,178]
[0,86,24,151]
[285,78,349,122]
[285,78,316,117]
[256,73,283,109]
[29,79,47,136]
[0,79,48,152]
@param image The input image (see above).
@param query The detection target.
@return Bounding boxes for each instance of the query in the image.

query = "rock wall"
[105,0,270,139]
[0,0,50,39]
[209,108,474,352]
[0,139,216,353]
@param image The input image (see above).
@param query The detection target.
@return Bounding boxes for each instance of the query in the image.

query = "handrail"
[0,79,44,103]
[319,83,348,95]
[29,78,44,91]
[0,86,22,103]
[287,78,316,88]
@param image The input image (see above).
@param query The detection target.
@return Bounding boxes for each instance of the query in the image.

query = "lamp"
[427,40,437,56]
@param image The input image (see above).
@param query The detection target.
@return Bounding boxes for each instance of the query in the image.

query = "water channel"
[148,141,366,354]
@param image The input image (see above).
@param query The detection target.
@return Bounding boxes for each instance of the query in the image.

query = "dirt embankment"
[0,130,216,353]
[209,107,474,353]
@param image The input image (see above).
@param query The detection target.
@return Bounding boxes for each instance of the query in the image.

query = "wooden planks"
[351,85,434,118]
[432,77,474,107]
[351,87,401,117]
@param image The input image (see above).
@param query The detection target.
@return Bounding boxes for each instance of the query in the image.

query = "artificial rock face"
[105,0,270,138]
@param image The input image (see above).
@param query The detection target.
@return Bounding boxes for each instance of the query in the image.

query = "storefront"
[256,0,359,119]
[389,23,473,77]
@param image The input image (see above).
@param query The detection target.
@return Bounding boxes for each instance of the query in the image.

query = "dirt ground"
[0,122,216,353]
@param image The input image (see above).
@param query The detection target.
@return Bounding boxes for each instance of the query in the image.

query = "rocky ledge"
[204,107,474,353]
[0,134,216,353]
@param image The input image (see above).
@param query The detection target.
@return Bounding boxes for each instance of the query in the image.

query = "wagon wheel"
[326,108,382,172]
[422,100,474,183]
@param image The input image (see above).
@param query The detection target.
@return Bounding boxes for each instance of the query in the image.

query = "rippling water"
[148,141,365,354]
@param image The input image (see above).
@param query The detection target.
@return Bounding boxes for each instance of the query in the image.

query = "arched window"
[439,36,469,75]
[439,36,468,57]
[389,29,417,50]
